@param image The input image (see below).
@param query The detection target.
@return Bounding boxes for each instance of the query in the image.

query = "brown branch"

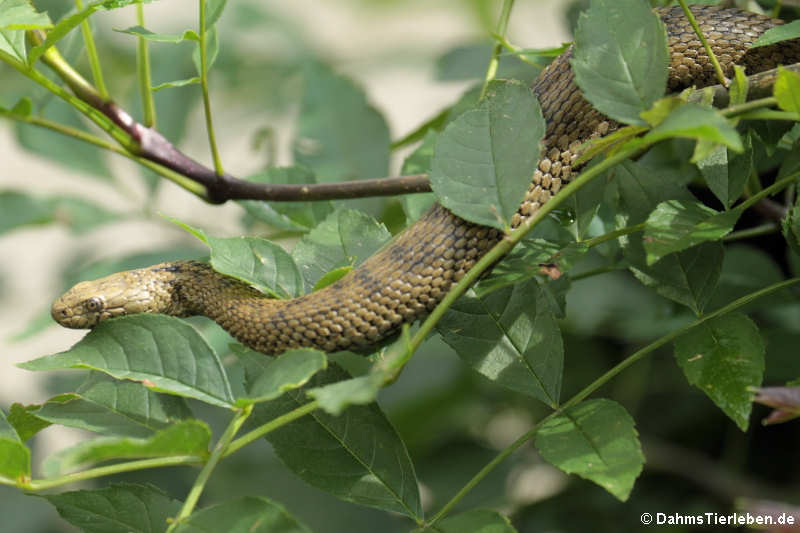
[31,27,799,207]
[32,31,431,205]
[689,62,800,108]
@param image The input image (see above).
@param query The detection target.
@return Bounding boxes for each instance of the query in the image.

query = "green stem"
[722,223,779,242]
[20,456,203,491]
[136,1,156,128]
[772,0,784,18]
[4,45,135,151]
[722,97,778,117]
[225,400,319,457]
[569,265,620,281]
[167,405,253,531]
[75,0,108,98]
[479,0,515,100]
[0,108,208,198]
[429,276,800,525]
[582,222,645,248]
[678,0,728,87]
[198,0,224,175]
[738,170,800,212]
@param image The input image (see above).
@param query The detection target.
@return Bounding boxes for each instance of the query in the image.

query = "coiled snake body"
[53,6,800,355]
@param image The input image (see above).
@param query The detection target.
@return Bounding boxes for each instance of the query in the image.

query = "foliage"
[2,0,800,532]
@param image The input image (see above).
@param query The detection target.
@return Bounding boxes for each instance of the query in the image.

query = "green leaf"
[7,403,51,442]
[174,496,311,533]
[437,280,562,406]
[151,76,200,91]
[33,372,193,438]
[697,132,753,209]
[0,27,25,62]
[291,209,391,291]
[19,315,235,408]
[41,483,182,533]
[615,159,694,225]
[192,25,218,73]
[535,399,643,501]
[42,419,210,477]
[708,245,785,312]
[571,0,668,125]
[240,166,333,232]
[400,130,437,223]
[413,509,517,533]
[430,79,545,229]
[0,408,30,481]
[642,200,740,264]
[312,266,352,292]
[204,0,229,29]
[234,348,327,406]
[674,313,765,430]
[293,61,390,182]
[775,66,800,114]
[627,240,723,316]
[307,373,385,415]
[176,219,303,299]
[0,0,51,30]
[26,0,156,65]
[643,104,742,155]
[752,20,800,48]
[251,364,421,519]
[114,25,200,43]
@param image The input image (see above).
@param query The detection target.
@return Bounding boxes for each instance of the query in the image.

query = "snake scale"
[52,6,800,355]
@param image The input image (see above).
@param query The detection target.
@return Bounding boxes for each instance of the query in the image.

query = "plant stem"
[722,97,778,117]
[225,400,319,457]
[75,0,108,98]
[136,1,156,128]
[167,405,253,531]
[0,108,208,198]
[582,223,645,248]
[198,0,224,176]
[479,0,515,100]
[678,0,728,87]
[738,170,800,212]
[428,276,800,525]
[773,0,784,18]
[20,456,203,491]
[722,223,779,242]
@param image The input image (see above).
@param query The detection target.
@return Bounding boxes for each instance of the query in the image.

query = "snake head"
[51,272,155,329]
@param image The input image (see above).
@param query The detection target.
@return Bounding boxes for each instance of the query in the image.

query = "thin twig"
[75,0,108,98]
[16,28,800,205]
[198,0,223,176]
[136,2,156,128]
[678,0,729,87]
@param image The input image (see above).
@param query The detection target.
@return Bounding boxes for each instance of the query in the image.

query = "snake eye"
[85,297,104,313]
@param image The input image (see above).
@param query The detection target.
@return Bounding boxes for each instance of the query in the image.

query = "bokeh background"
[2,1,799,532]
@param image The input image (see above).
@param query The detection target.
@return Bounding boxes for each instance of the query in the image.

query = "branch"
[26,28,800,206]
[689,62,800,107]
[30,32,432,204]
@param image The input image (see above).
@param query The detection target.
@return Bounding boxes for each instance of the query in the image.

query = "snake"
[52,6,800,355]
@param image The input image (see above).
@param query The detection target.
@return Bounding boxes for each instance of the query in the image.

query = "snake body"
[52,6,800,355]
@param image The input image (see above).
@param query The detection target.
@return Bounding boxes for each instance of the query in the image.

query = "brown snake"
[52,6,800,355]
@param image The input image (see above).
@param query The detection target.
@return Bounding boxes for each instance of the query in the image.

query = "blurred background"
[1,1,799,532]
